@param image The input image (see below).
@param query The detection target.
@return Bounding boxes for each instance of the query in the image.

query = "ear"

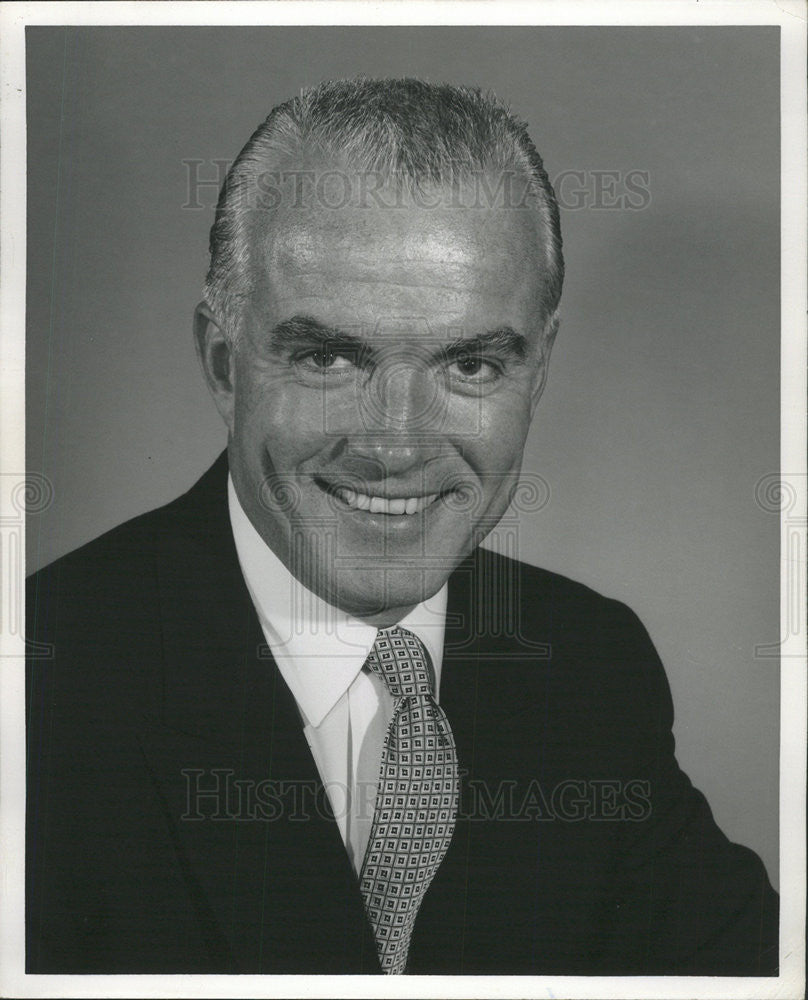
[529,311,560,415]
[193,301,236,431]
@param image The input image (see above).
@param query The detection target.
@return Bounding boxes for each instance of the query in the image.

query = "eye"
[297,347,357,373]
[455,356,484,376]
[447,353,501,384]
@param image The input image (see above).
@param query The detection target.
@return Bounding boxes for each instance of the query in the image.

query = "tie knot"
[365,626,436,700]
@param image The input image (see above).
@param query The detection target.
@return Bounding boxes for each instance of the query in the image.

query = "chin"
[331,566,452,621]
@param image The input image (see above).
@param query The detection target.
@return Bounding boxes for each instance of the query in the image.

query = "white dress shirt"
[227,476,447,875]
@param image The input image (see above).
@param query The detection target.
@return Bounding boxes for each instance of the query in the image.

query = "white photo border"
[1,2,805,998]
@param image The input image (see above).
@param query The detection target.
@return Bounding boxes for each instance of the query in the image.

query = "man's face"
[219,172,554,624]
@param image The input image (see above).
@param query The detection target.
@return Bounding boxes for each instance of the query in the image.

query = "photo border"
[2,2,805,998]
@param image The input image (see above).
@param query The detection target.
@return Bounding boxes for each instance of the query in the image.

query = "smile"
[335,487,439,515]
[314,477,444,516]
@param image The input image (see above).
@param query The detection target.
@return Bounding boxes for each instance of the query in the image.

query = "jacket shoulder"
[26,452,231,669]
[467,546,673,726]
[27,453,227,593]
[473,544,651,642]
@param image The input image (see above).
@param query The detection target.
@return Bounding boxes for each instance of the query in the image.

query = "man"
[26,78,778,975]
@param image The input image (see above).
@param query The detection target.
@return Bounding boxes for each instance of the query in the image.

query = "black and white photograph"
[1,2,805,997]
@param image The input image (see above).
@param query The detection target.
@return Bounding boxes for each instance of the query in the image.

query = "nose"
[361,353,446,433]
[346,355,448,478]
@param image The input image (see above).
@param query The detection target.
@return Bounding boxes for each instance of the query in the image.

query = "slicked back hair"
[204,78,564,343]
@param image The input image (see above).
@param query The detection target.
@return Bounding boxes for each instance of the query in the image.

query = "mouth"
[314,477,448,516]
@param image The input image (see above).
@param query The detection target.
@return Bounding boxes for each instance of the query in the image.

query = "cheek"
[462,394,533,475]
[234,373,336,467]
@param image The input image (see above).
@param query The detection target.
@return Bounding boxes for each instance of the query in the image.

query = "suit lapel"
[137,453,379,972]
[406,549,483,971]
[407,546,552,973]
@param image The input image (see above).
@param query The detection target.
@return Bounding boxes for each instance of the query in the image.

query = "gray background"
[26,26,780,886]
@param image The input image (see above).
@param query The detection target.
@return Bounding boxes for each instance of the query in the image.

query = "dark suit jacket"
[26,452,778,975]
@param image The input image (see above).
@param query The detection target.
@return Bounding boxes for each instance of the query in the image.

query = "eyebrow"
[268,315,365,354]
[268,314,528,362]
[443,328,527,362]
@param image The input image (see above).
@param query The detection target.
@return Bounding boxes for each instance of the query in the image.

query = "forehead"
[247,175,548,337]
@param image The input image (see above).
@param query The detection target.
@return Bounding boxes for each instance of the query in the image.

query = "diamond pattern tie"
[359,625,459,974]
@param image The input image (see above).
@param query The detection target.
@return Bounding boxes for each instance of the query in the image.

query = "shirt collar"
[227,475,447,727]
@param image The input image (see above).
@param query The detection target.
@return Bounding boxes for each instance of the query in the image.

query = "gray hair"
[204,77,564,343]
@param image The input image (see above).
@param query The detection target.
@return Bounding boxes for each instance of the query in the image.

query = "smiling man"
[26,79,777,976]
[196,141,555,622]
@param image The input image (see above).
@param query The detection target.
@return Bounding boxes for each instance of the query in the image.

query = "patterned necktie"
[359,625,460,974]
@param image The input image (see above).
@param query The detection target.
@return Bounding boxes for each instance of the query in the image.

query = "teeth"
[334,486,441,515]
